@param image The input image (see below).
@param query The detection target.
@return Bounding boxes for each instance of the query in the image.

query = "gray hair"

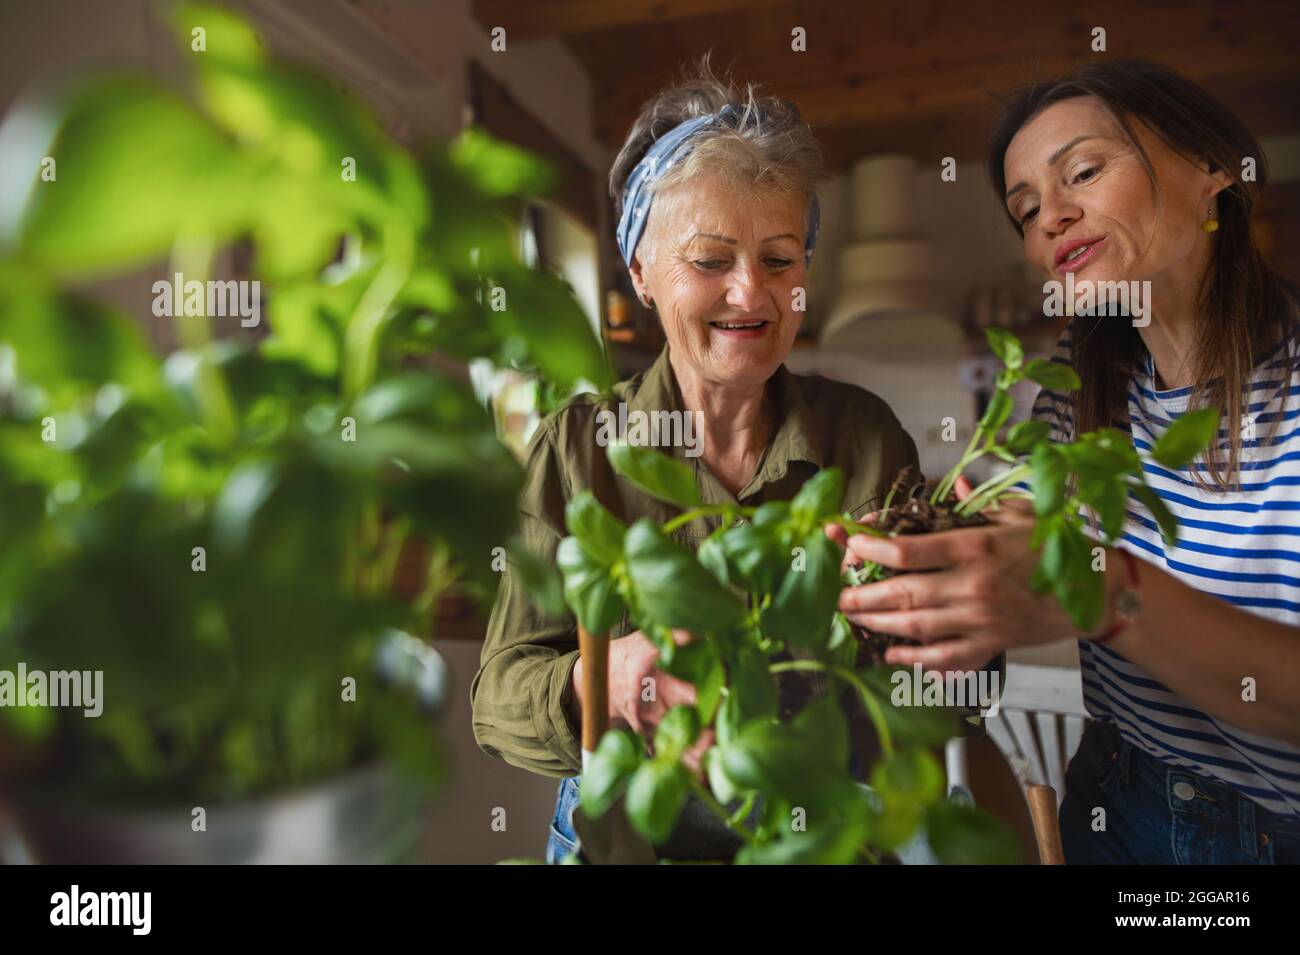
[608,60,824,224]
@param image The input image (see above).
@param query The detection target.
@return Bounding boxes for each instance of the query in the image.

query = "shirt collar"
[626,345,824,475]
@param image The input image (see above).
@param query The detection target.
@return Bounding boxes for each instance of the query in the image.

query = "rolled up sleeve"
[470,423,584,777]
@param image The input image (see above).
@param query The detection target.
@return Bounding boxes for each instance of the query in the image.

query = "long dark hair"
[987,59,1297,490]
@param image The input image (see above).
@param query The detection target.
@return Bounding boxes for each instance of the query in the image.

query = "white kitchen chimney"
[786,155,972,479]
[820,155,963,355]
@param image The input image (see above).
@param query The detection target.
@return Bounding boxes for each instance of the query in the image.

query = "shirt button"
[1172,781,1196,801]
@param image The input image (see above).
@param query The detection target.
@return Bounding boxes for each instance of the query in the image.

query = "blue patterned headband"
[615,105,820,268]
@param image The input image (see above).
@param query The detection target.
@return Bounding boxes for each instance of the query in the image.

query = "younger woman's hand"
[834,475,1086,670]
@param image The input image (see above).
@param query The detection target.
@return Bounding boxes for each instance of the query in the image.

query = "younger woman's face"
[1002,96,1228,296]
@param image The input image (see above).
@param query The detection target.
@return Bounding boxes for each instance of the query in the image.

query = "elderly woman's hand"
[834,477,1085,671]
[572,629,714,772]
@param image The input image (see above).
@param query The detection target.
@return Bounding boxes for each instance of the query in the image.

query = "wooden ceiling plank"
[470,0,790,39]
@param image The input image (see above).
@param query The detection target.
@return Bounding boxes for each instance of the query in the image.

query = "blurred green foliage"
[0,3,610,805]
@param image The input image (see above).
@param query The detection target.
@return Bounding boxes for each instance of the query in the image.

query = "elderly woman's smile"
[630,171,807,388]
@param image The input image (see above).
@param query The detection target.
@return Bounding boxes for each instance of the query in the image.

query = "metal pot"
[3,631,449,863]
[7,761,427,864]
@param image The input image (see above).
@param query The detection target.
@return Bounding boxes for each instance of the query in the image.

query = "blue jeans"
[1060,720,1300,864]
[545,776,581,864]
[544,773,955,864]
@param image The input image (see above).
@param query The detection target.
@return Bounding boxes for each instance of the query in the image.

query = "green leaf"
[718,522,787,594]
[984,327,1024,370]
[1006,419,1051,454]
[564,491,626,565]
[925,801,1020,864]
[734,819,868,865]
[1030,442,1068,517]
[350,371,491,431]
[250,179,352,282]
[262,269,372,376]
[1129,480,1179,546]
[485,267,612,391]
[654,705,700,761]
[718,695,854,809]
[872,748,945,807]
[821,612,859,670]
[751,501,790,527]
[556,537,623,634]
[622,520,743,634]
[450,126,557,198]
[1062,432,1141,477]
[607,443,701,509]
[16,78,253,274]
[195,60,390,207]
[854,668,958,746]
[705,746,743,805]
[1023,358,1081,392]
[1042,521,1107,631]
[696,533,731,587]
[760,529,842,650]
[1151,407,1219,468]
[311,380,523,588]
[581,729,644,818]
[979,390,1014,435]
[0,269,162,402]
[624,759,689,845]
[170,3,267,65]
[1035,519,1067,588]
[1075,471,1127,540]
[790,467,846,528]
[729,644,779,727]
[660,641,724,724]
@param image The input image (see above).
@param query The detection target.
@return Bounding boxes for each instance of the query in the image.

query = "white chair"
[945,662,1089,863]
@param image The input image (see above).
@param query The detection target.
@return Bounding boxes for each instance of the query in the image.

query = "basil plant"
[553,448,1016,865]
[550,327,1217,864]
[0,3,609,806]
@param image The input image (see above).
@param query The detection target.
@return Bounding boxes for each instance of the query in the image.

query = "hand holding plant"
[840,327,1219,670]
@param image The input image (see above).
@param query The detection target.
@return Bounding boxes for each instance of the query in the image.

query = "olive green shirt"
[471,346,919,777]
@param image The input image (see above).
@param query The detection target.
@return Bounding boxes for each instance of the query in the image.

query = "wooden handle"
[1026,784,1065,865]
[577,624,609,754]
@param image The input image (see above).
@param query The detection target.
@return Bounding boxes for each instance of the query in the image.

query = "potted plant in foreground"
[546,327,1217,864]
[0,3,609,862]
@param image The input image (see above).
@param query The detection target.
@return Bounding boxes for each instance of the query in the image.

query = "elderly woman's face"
[1002,96,1227,293]
[631,172,808,389]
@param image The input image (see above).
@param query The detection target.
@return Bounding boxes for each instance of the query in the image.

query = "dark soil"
[853,467,988,668]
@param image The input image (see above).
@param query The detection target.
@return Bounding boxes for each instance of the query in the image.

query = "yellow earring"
[1203,206,1219,233]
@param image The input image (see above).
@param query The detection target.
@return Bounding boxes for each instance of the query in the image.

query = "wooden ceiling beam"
[470,0,789,40]
[594,41,1299,146]
[572,0,1299,143]
[812,74,1300,169]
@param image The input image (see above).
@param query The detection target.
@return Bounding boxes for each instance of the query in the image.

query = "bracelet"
[1090,547,1141,645]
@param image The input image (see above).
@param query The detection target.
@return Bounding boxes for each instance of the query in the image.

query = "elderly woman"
[471,70,917,862]
[839,60,1300,863]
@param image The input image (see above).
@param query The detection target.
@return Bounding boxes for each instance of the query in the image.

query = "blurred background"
[1,0,1297,862]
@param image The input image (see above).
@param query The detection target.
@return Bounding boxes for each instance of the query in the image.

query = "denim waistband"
[1095,720,1300,836]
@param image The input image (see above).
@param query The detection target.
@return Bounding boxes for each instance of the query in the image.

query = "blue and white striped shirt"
[1031,325,1300,818]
